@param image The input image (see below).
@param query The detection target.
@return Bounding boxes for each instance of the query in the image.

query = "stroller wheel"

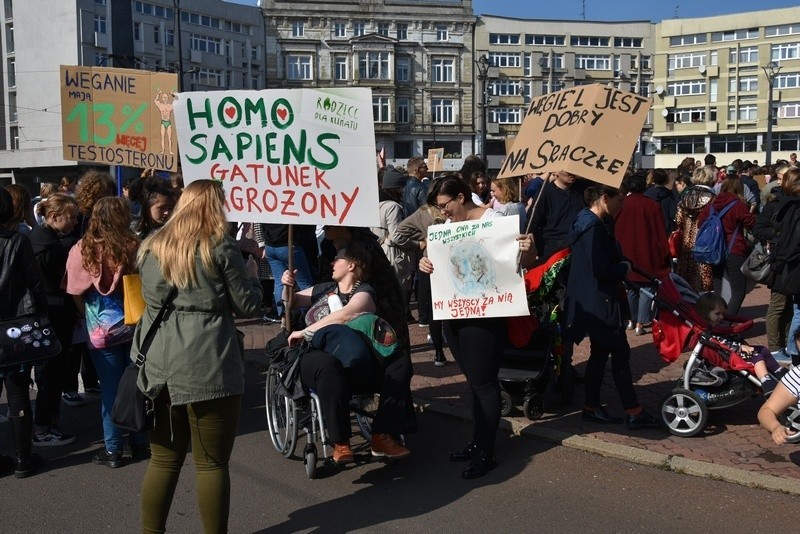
[660,388,708,437]
[500,390,513,417]
[523,395,544,421]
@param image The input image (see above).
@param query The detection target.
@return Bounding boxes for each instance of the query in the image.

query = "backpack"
[692,201,739,265]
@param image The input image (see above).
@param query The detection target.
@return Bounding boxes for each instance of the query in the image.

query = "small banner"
[172,88,379,226]
[60,65,179,172]
[427,215,528,320]
[427,147,444,173]
[497,83,650,188]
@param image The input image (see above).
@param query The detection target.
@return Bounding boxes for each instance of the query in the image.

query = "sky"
[230,0,799,22]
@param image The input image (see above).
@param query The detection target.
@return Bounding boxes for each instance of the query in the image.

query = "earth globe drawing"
[448,240,496,296]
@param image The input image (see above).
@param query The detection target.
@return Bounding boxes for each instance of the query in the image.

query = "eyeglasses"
[436,197,456,211]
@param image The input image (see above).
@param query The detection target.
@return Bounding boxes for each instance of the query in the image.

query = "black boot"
[461,449,497,479]
[10,415,43,479]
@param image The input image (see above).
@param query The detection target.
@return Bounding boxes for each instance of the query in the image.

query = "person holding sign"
[564,185,660,430]
[419,175,504,479]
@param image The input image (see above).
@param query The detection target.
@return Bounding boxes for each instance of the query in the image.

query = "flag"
[376,146,386,169]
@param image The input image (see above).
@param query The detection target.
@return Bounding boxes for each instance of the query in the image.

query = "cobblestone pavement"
[240,282,800,489]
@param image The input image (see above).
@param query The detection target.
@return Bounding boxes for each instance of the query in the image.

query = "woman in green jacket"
[136,180,262,534]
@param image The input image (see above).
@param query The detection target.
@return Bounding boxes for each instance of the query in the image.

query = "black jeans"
[3,369,33,419]
[723,253,748,316]
[443,318,503,454]
[417,272,443,350]
[584,329,639,411]
[34,312,74,427]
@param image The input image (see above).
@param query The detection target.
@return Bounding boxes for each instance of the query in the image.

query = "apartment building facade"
[259,0,477,169]
[652,7,800,169]
[0,0,264,183]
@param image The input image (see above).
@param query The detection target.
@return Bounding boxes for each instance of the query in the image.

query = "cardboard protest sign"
[497,83,650,188]
[173,88,379,226]
[60,66,179,172]
[427,215,528,320]
[427,148,444,173]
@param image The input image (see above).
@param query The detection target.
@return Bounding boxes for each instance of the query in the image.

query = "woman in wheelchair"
[282,244,411,464]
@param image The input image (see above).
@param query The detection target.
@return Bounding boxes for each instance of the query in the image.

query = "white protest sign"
[427,215,528,320]
[172,88,379,226]
[497,83,650,188]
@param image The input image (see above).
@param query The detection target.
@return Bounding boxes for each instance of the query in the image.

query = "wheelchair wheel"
[303,443,317,479]
[499,390,513,417]
[523,395,544,421]
[266,367,298,457]
[353,393,379,440]
[660,388,708,437]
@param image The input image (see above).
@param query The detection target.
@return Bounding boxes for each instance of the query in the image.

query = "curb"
[415,395,800,496]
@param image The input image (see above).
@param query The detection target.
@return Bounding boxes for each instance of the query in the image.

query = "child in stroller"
[695,293,785,397]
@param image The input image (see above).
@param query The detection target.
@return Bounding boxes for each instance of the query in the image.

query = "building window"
[333,21,347,38]
[7,92,16,121]
[488,52,521,68]
[396,57,411,82]
[776,73,800,89]
[670,108,706,123]
[358,51,390,79]
[353,22,365,37]
[730,46,758,64]
[778,102,800,119]
[397,98,410,123]
[575,54,610,70]
[490,79,521,96]
[669,33,707,47]
[660,136,705,154]
[775,132,800,150]
[772,42,800,61]
[432,99,454,124]
[490,33,520,45]
[193,68,223,87]
[6,59,14,87]
[154,25,160,44]
[541,80,564,94]
[711,28,758,42]
[766,23,800,37]
[614,37,643,48]
[133,22,141,41]
[395,140,413,159]
[94,15,107,34]
[292,20,304,37]
[286,55,312,80]
[667,80,706,96]
[709,134,757,152]
[436,25,448,41]
[10,126,19,150]
[396,23,408,40]
[570,36,609,47]
[540,54,564,69]
[432,58,454,82]
[727,105,757,121]
[668,52,706,70]
[490,107,523,124]
[729,76,758,92]
[525,34,565,46]
[165,28,174,46]
[190,34,221,54]
[373,96,390,122]
[378,23,389,37]
[334,56,348,81]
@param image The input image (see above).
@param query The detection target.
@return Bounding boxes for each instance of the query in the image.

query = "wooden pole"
[285,224,294,332]
[516,174,550,268]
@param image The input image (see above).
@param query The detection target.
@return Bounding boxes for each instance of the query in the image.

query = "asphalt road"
[1,361,797,533]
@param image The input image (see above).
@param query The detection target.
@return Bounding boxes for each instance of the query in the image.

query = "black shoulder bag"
[111,287,177,433]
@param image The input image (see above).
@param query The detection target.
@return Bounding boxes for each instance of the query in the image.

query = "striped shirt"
[781,366,800,399]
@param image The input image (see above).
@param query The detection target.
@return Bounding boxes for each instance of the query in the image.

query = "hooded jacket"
[644,185,679,234]
[564,208,629,349]
[696,191,756,258]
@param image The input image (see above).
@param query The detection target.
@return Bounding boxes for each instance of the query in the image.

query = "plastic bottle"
[328,294,343,312]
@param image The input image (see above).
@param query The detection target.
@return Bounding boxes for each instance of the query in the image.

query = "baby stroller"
[264,332,381,479]
[640,272,800,439]
[499,249,569,420]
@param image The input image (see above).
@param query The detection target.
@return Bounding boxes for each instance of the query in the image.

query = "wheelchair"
[265,362,380,479]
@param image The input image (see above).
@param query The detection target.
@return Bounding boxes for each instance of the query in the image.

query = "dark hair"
[429,173,471,202]
[704,154,716,166]
[459,155,487,184]
[650,168,669,186]
[135,180,177,237]
[621,172,647,194]
[340,241,370,281]
[720,175,745,200]
[696,292,727,320]
[583,185,621,206]
[4,184,31,226]
[0,188,12,225]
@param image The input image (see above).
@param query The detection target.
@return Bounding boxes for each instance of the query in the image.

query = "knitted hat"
[381,166,407,189]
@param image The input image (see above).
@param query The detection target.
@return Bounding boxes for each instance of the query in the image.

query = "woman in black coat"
[564,185,659,429]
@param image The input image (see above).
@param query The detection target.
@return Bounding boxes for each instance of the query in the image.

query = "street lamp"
[762,61,782,165]
[475,54,490,165]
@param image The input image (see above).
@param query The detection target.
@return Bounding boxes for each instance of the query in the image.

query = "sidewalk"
[240,283,800,495]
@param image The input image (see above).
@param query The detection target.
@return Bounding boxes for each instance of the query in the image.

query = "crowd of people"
[2,148,800,529]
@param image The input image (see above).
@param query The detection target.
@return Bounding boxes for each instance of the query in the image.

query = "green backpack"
[346,313,399,362]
